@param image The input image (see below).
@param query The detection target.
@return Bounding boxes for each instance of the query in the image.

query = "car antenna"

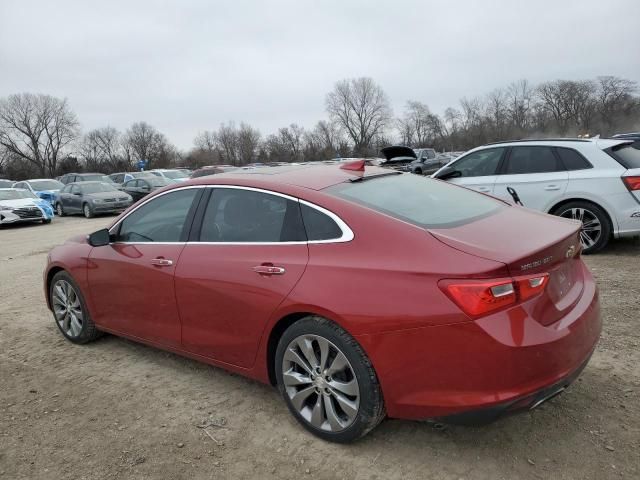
[506,187,523,206]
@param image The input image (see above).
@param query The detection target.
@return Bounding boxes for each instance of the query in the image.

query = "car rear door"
[87,187,202,347]
[444,147,506,194]
[492,146,568,211]
[175,186,309,368]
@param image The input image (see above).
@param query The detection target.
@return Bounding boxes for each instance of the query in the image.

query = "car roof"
[185,163,393,191]
[23,178,57,182]
[481,137,631,150]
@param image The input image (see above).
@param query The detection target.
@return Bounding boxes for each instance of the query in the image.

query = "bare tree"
[80,126,126,172]
[123,122,170,169]
[0,93,79,176]
[397,101,433,146]
[326,77,392,154]
[506,80,533,131]
[596,76,638,130]
[236,122,261,164]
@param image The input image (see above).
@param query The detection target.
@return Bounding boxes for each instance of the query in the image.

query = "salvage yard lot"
[1,217,638,480]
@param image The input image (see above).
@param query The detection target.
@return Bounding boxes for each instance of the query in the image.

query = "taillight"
[440,273,549,318]
[622,176,640,191]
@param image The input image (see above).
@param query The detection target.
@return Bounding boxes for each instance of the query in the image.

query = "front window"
[115,189,198,242]
[450,148,505,177]
[0,189,38,200]
[28,180,63,191]
[149,177,172,187]
[327,174,504,229]
[80,183,120,194]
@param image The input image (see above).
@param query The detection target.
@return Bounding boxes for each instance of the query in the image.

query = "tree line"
[1,75,638,180]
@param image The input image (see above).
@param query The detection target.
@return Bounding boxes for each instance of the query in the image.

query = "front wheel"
[275,316,385,443]
[554,201,611,254]
[56,203,65,217]
[42,218,51,224]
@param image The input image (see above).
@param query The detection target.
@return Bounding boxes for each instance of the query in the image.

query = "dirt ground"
[1,216,638,480]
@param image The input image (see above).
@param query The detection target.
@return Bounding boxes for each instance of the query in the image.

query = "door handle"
[476,187,491,192]
[252,265,286,275]
[150,258,173,267]
[544,185,560,191]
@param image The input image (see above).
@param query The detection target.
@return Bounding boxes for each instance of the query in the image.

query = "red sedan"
[44,162,601,442]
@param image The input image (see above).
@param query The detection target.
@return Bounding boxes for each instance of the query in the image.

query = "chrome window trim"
[109,184,354,245]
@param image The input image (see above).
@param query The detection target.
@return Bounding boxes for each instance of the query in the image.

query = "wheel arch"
[45,266,66,309]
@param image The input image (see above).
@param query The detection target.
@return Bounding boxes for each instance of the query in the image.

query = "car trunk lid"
[429,206,584,326]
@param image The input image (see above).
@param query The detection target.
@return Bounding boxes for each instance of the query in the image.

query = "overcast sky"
[1,0,639,149]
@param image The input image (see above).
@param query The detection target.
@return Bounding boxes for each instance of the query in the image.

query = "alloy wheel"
[56,203,63,216]
[52,280,84,338]
[282,334,359,432]
[84,204,91,218]
[559,207,602,250]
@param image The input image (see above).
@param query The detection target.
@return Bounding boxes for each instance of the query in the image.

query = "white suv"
[432,138,640,253]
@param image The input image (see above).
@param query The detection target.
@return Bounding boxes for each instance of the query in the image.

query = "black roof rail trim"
[483,138,592,146]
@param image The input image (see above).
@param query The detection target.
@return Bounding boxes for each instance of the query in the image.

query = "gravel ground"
[0,216,638,480]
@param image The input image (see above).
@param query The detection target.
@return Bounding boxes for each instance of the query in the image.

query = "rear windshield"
[327,174,505,228]
[608,142,640,169]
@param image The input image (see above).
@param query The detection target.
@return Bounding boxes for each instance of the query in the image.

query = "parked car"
[45,163,600,443]
[0,179,14,188]
[0,188,54,225]
[148,169,190,183]
[377,145,417,171]
[612,132,640,141]
[59,173,120,188]
[121,176,172,202]
[410,149,450,175]
[55,182,132,218]
[108,171,156,185]
[12,179,64,206]
[190,166,225,178]
[432,138,640,253]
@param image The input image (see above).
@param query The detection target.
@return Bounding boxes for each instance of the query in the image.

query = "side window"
[505,146,561,174]
[15,182,25,189]
[556,148,592,170]
[127,180,138,188]
[452,148,505,177]
[70,185,80,194]
[199,188,306,242]
[61,185,71,193]
[116,189,198,242]
[300,204,342,241]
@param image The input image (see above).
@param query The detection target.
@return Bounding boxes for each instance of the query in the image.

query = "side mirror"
[88,228,111,247]
[434,166,461,180]
[73,192,83,196]
[141,185,150,192]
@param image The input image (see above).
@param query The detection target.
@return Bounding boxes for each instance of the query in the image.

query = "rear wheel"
[49,271,101,344]
[554,201,611,254]
[83,203,93,218]
[275,316,385,443]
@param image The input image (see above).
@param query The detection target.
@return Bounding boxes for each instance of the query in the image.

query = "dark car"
[55,182,132,218]
[121,176,172,202]
[378,146,418,171]
[59,173,120,189]
[190,166,225,178]
[109,171,157,185]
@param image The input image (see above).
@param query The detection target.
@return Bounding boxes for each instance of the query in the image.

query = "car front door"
[87,187,202,347]
[57,185,72,211]
[68,184,83,212]
[175,187,309,367]
[444,147,506,194]
[492,146,569,211]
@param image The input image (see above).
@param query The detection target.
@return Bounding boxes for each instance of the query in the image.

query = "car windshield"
[82,174,116,183]
[132,172,155,178]
[29,180,63,191]
[149,177,172,187]
[81,183,119,194]
[327,173,505,228]
[161,170,188,179]
[0,189,38,200]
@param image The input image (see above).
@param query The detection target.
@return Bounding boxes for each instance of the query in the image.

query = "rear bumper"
[357,262,601,420]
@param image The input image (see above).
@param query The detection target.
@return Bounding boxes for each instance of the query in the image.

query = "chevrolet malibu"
[44,162,601,443]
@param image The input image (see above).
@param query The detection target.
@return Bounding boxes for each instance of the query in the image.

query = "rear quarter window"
[327,174,504,229]
[556,148,592,170]
[608,143,640,169]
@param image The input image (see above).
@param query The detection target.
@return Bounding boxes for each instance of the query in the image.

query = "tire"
[42,218,52,224]
[414,168,423,175]
[83,203,94,218]
[553,201,611,254]
[56,203,65,217]
[49,271,102,344]
[275,316,385,443]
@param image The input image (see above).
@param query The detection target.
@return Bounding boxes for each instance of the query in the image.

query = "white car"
[432,138,640,253]
[148,169,189,183]
[0,188,55,225]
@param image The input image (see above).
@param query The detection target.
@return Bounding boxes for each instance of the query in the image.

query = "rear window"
[608,143,640,169]
[327,174,504,228]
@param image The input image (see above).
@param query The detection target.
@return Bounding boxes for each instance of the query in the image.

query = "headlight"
[0,204,12,211]
[92,198,104,204]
